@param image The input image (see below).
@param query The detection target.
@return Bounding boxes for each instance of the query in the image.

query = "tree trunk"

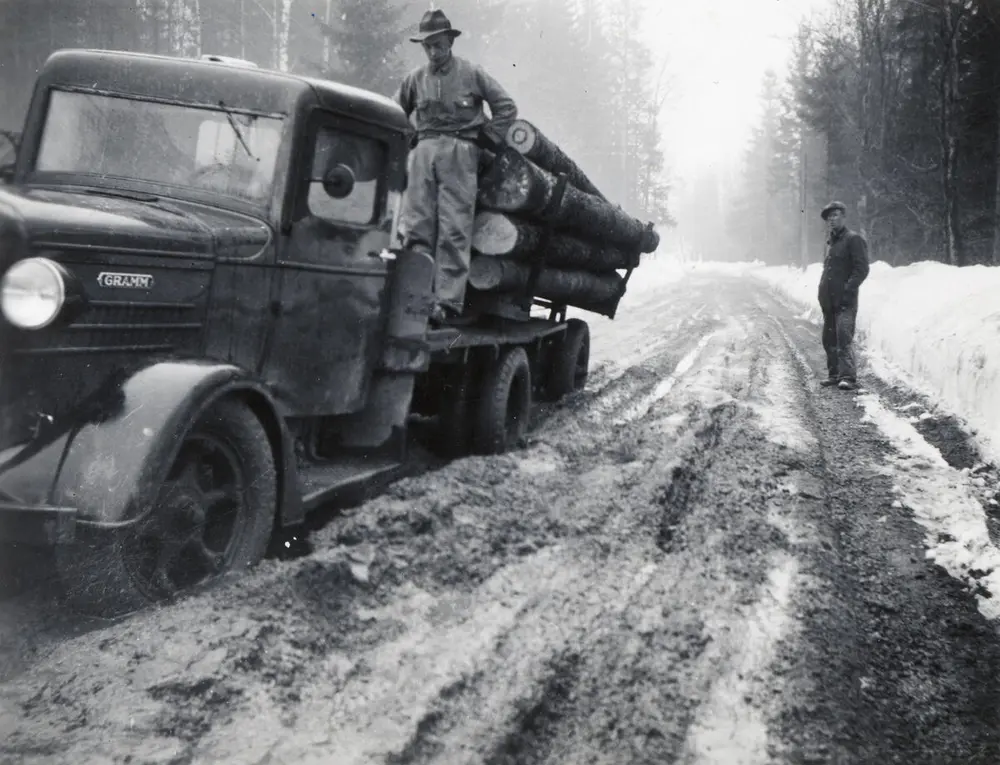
[143,0,161,54]
[798,128,807,268]
[941,0,964,266]
[478,149,659,253]
[323,0,332,68]
[472,211,640,271]
[176,0,201,57]
[468,256,625,315]
[272,0,280,69]
[166,0,175,53]
[46,0,55,50]
[279,0,294,71]
[504,119,605,199]
[193,0,202,56]
[993,32,1000,265]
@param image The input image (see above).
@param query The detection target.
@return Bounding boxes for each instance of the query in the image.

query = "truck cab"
[0,49,592,617]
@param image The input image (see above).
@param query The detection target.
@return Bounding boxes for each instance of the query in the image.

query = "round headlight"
[1,257,66,329]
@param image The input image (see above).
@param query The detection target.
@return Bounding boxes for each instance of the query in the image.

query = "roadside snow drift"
[746,260,1000,466]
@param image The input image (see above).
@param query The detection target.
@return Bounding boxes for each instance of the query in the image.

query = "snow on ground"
[749,259,1000,466]
[634,253,1000,467]
[633,251,1000,622]
[854,391,1000,620]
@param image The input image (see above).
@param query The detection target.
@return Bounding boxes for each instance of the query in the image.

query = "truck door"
[262,112,405,416]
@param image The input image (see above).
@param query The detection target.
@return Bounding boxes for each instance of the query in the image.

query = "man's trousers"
[821,302,859,381]
[399,135,480,314]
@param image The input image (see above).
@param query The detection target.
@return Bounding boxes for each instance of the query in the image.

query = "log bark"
[504,119,605,199]
[468,256,625,308]
[472,211,640,270]
[478,149,660,253]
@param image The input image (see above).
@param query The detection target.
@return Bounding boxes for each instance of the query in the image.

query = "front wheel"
[57,399,277,618]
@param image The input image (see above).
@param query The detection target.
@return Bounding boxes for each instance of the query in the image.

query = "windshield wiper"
[219,101,256,161]
[80,187,187,217]
[83,188,159,202]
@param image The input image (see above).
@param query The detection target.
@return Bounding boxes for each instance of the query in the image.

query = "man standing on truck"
[395,9,518,325]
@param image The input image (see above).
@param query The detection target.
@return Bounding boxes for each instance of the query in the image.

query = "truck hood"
[0,186,271,259]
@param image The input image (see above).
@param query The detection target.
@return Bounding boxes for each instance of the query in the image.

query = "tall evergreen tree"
[311,0,406,96]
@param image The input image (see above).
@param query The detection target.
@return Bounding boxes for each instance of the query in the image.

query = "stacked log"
[468,258,625,308]
[472,211,640,271]
[470,119,660,318]
[504,120,605,199]
[478,149,660,254]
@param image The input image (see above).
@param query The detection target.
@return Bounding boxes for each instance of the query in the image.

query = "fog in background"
[2,0,1000,270]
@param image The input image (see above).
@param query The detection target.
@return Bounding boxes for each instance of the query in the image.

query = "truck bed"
[425,317,565,353]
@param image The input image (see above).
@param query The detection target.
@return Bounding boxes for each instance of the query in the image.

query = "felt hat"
[409,10,462,43]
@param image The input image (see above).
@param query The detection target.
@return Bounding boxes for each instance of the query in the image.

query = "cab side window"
[307,126,386,225]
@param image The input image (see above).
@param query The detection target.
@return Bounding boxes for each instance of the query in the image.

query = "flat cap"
[821,200,847,220]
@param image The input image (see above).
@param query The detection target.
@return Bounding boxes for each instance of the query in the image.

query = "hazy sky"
[643,0,832,186]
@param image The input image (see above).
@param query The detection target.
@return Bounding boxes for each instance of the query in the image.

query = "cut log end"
[477,150,543,213]
[505,120,538,155]
[472,211,520,256]
[472,210,642,270]
[640,227,660,254]
[468,257,506,291]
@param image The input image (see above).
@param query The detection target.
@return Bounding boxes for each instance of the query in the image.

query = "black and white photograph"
[3,0,1000,762]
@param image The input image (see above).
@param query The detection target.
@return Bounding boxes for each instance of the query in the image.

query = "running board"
[298,457,409,513]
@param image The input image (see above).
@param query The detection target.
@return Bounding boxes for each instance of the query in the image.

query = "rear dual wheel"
[431,346,533,458]
[57,400,277,618]
[546,318,590,400]
[473,346,532,455]
[434,362,478,458]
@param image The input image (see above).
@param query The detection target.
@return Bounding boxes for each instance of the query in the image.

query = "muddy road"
[3,271,1000,764]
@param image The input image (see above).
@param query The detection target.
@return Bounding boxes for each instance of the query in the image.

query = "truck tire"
[546,318,590,400]
[473,346,532,455]
[435,362,477,458]
[56,399,277,618]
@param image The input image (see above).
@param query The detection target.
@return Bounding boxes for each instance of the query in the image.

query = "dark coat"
[819,227,869,310]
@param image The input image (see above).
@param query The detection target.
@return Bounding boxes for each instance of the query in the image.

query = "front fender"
[44,360,300,528]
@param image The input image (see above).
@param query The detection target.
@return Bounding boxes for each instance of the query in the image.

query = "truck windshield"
[34,89,283,205]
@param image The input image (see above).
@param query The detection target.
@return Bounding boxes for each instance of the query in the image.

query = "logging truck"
[0,49,656,616]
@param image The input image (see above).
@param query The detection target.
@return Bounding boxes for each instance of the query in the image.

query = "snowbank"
[750,260,1000,464]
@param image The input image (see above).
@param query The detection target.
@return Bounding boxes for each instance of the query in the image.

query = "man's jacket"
[395,55,517,147]
[819,227,869,310]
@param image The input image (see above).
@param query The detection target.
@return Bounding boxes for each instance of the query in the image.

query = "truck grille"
[11,299,204,357]
[0,297,207,450]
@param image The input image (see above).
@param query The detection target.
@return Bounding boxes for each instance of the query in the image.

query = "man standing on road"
[395,9,518,326]
[818,201,870,391]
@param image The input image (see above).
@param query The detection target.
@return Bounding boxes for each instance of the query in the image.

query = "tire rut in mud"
[855,370,1000,550]
[655,402,737,553]
[763,294,1000,764]
[224,324,779,764]
[513,335,817,763]
[146,676,244,745]
[479,650,581,765]
[391,404,750,765]
[384,648,584,765]
[11,276,967,764]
